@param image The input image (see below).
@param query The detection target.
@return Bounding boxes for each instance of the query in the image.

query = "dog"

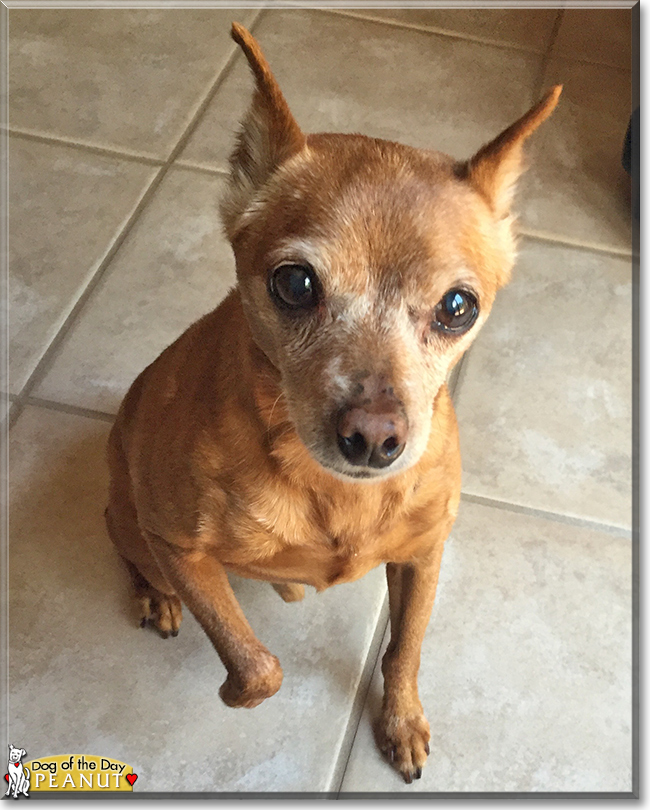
[6,745,30,798]
[105,22,560,783]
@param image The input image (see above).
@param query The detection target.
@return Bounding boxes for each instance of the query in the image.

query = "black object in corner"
[622,107,639,223]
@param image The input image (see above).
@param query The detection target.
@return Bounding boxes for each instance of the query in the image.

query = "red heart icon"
[126,773,138,786]
[4,774,8,783]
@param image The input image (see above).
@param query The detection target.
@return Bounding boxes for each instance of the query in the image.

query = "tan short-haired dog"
[106,23,560,783]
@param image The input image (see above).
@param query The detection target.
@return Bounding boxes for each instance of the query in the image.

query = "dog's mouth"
[328,465,380,481]
[318,462,396,483]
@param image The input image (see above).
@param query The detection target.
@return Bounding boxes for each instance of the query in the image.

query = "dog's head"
[221,23,560,482]
[8,745,26,763]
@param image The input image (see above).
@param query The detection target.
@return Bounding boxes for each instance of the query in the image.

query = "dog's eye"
[270,264,319,310]
[431,289,478,334]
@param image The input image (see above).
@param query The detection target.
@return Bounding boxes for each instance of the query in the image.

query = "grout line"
[172,159,229,178]
[162,6,266,166]
[330,592,389,796]
[6,128,231,179]
[318,7,632,74]
[543,8,633,73]
[3,19,631,266]
[547,7,565,54]
[8,7,266,430]
[543,2,569,69]
[7,163,168,431]
[22,397,116,424]
[4,127,166,166]
[460,492,631,538]
[318,7,549,55]
[4,12,271,169]
[532,8,565,101]
[5,131,631,263]
[448,350,470,403]
[518,226,632,258]
[549,53,633,73]
[7,399,20,428]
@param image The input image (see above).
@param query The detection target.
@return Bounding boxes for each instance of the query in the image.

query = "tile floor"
[6,6,634,796]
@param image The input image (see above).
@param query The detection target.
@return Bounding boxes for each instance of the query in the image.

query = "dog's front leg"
[379,544,445,783]
[147,534,283,708]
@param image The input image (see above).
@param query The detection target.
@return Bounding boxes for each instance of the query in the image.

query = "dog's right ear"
[221,23,306,238]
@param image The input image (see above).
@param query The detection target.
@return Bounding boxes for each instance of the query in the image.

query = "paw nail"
[415,767,422,780]
[424,743,430,756]
[389,747,396,763]
[403,771,413,784]
[139,618,147,628]
[171,630,179,637]
[160,631,169,639]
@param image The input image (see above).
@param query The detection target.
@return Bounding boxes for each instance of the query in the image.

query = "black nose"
[336,406,407,469]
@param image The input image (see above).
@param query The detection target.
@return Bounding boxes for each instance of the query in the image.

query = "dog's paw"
[139,592,182,638]
[272,582,305,603]
[219,652,283,709]
[377,708,430,784]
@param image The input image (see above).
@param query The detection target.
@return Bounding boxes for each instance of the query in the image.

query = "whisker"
[271,424,295,444]
[267,392,284,435]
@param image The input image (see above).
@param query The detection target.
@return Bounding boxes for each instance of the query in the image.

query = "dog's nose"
[336,384,407,469]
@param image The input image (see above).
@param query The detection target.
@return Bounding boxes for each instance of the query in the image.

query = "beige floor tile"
[8,136,157,395]
[340,501,632,793]
[345,8,558,51]
[455,239,632,529]
[34,167,236,413]
[553,9,633,69]
[9,9,258,158]
[8,405,388,792]
[179,9,542,172]
[521,58,632,251]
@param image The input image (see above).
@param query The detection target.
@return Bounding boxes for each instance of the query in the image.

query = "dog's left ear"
[221,23,306,238]
[457,85,561,218]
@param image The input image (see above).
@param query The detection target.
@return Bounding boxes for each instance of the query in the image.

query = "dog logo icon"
[5,745,30,799]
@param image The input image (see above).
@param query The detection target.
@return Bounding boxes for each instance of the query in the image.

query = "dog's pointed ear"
[457,85,561,217]
[221,23,306,237]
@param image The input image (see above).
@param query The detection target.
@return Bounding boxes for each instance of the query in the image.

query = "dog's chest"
[217,477,418,589]
[226,539,375,591]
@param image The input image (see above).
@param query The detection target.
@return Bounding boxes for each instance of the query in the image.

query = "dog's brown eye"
[431,289,478,334]
[270,264,319,310]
